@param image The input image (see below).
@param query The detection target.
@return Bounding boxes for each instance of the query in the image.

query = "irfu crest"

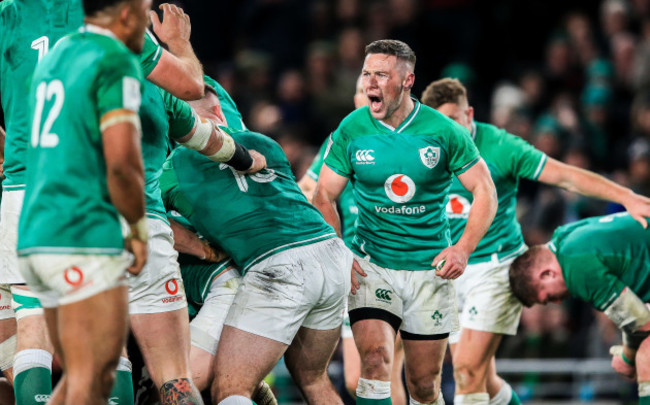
[419,146,440,169]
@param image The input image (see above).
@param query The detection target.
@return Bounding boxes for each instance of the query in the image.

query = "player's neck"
[382,95,415,129]
[84,17,127,44]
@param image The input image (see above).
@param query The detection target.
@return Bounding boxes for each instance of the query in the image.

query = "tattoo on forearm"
[160,378,203,405]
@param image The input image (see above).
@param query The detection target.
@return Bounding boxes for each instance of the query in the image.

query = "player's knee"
[360,344,392,377]
[453,362,482,390]
[406,373,437,401]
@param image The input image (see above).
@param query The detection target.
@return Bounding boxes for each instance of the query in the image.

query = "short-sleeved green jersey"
[0,0,83,189]
[17,27,143,255]
[203,75,245,130]
[179,256,234,316]
[307,136,357,247]
[324,100,480,270]
[161,130,336,273]
[447,122,547,264]
[550,213,650,311]
[140,82,196,222]
[139,29,162,77]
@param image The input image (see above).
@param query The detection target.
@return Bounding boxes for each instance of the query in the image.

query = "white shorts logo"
[34,395,51,403]
[419,146,440,168]
[446,194,471,218]
[355,149,375,164]
[384,174,416,203]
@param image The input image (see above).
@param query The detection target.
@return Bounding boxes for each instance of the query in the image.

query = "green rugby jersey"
[140,83,196,223]
[324,100,480,270]
[447,122,547,264]
[17,27,143,255]
[550,213,650,311]
[307,136,357,247]
[203,75,245,130]
[0,0,83,190]
[161,130,336,273]
[179,256,234,317]
[140,29,163,76]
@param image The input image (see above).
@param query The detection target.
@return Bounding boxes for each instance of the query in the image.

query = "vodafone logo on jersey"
[446,194,471,218]
[165,279,179,295]
[384,174,416,203]
[63,266,84,287]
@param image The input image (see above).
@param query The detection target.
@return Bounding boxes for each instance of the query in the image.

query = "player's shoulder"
[336,106,375,135]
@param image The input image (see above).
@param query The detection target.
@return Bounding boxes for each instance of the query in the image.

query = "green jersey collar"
[470,121,477,140]
[81,24,117,40]
[375,98,421,134]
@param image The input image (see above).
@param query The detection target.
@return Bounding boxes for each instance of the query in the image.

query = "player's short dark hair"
[365,40,416,68]
[509,246,547,307]
[421,78,467,109]
[83,0,131,17]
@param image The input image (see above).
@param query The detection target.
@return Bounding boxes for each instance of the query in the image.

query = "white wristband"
[179,116,212,151]
[128,217,148,243]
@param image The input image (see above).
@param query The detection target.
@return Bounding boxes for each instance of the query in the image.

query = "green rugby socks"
[13,349,52,405]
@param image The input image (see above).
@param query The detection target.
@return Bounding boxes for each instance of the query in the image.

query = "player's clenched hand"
[622,192,650,228]
[609,345,636,380]
[243,150,267,174]
[350,259,367,295]
[126,239,148,275]
[202,240,228,262]
[150,3,191,44]
[432,245,468,279]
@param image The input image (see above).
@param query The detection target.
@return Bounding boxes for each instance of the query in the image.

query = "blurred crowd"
[164,0,650,401]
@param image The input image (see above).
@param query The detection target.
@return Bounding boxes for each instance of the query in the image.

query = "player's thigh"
[455,260,521,343]
[402,337,447,380]
[189,269,241,356]
[285,326,341,380]
[127,219,187,315]
[213,325,287,398]
[189,345,214,392]
[400,269,459,339]
[57,285,129,373]
[351,318,396,376]
[0,190,25,285]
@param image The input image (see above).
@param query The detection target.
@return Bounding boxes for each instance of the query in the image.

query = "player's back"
[161,130,335,273]
[18,28,143,254]
[0,0,83,189]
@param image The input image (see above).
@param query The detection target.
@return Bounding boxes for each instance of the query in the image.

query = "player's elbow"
[183,77,205,101]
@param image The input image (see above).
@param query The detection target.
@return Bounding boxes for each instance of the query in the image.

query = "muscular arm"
[297,175,317,202]
[102,113,145,223]
[149,3,203,100]
[168,217,223,262]
[455,159,497,254]
[538,158,650,227]
[313,165,349,237]
[434,159,497,279]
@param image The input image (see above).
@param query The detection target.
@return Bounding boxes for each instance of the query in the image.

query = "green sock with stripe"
[13,349,52,405]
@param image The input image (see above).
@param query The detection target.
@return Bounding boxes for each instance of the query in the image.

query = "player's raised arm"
[434,158,497,279]
[537,158,650,228]
[148,3,203,100]
[102,112,147,274]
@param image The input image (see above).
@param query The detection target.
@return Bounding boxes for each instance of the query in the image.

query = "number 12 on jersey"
[31,80,64,148]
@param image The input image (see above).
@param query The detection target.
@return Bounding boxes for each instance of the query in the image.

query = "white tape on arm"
[207,130,236,162]
[179,116,212,151]
[604,287,650,334]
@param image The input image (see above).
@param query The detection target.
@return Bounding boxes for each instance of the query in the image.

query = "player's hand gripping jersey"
[324,100,480,270]
[161,129,336,273]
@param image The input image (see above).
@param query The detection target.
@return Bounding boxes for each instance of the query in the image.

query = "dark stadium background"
[3,0,649,403]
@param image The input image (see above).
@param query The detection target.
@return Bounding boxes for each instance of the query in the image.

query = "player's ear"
[403,72,415,91]
[539,268,554,280]
[466,106,474,122]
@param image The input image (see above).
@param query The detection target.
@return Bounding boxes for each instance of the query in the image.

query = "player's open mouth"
[368,95,383,112]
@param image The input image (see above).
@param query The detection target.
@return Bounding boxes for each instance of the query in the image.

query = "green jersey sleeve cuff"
[324,163,351,179]
[453,156,480,176]
[530,154,548,181]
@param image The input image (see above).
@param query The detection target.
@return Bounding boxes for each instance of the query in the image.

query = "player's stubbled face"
[537,280,569,305]
[362,54,405,121]
[125,0,153,53]
[436,102,472,131]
